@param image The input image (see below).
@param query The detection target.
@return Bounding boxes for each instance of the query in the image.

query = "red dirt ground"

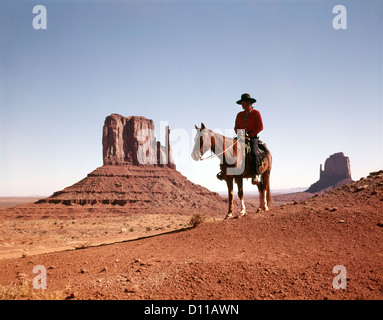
[0,171,382,300]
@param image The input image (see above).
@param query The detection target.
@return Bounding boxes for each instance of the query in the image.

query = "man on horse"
[217,93,263,184]
[235,93,263,184]
[193,95,272,215]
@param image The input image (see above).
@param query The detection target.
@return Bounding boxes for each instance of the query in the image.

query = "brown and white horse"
[191,123,272,219]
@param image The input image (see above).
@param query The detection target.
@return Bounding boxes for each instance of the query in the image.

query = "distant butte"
[306,152,354,193]
[35,114,226,213]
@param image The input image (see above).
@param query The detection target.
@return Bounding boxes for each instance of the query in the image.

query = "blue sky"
[0,0,382,196]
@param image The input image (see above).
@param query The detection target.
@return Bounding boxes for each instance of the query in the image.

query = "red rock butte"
[306,152,354,193]
[35,114,226,213]
[102,114,176,168]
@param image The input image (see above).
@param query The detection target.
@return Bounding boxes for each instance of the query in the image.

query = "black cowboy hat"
[236,93,256,105]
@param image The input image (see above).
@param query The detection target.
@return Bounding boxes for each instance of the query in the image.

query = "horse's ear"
[201,123,206,130]
[194,124,200,130]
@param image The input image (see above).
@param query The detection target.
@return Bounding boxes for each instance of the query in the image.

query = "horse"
[191,123,272,219]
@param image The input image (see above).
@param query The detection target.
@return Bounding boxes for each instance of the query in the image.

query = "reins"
[200,138,238,161]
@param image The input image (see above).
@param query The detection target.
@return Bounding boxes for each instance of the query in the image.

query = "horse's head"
[191,123,211,161]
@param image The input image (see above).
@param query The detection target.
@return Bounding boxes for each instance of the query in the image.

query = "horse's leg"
[225,178,234,219]
[263,170,270,211]
[236,177,246,217]
[257,172,270,212]
[257,176,266,212]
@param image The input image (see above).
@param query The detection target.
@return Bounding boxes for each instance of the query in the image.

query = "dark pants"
[249,136,259,175]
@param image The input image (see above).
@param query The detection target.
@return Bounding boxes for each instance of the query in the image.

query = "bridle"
[198,130,238,161]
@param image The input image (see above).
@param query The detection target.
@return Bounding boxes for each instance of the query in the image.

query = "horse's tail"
[266,176,272,208]
[258,172,271,206]
[260,162,272,208]
[265,153,272,207]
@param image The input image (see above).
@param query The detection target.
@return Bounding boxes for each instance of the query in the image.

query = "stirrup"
[216,171,224,181]
[252,175,260,185]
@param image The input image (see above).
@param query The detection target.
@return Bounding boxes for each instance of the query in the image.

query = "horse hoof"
[238,211,246,218]
[225,213,234,220]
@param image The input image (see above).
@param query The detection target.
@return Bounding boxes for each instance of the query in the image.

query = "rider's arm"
[249,110,263,137]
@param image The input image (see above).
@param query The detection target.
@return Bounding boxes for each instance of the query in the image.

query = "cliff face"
[320,152,351,180]
[306,152,353,193]
[102,114,175,169]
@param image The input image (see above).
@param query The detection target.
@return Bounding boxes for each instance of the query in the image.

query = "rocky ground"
[0,171,382,301]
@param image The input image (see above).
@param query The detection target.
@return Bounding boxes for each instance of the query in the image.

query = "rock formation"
[35,165,224,212]
[35,114,226,213]
[306,152,354,193]
[102,114,175,169]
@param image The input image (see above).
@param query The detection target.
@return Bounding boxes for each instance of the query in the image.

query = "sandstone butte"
[306,152,354,193]
[35,114,227,214]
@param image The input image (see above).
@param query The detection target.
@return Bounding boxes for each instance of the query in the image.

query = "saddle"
[244,139,269,175]
[248,139,268,161]
[216,137,269,180]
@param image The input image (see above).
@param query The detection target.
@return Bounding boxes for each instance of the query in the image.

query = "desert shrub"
[188,212,206,228]
[75,242,91,250]
[0,277,66,300]
[0,279,30,300]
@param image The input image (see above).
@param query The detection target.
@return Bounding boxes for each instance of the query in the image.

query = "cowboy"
[216,93,264,183]
[235,93,263,184]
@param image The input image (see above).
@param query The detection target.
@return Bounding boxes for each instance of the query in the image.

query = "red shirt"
[234,108,263,137]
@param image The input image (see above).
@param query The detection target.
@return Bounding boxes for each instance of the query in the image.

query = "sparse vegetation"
[188,212,206,228]
[75,242,91,250]
[0,212,193,259]
[0,279,31,300]
[0,277,66,300]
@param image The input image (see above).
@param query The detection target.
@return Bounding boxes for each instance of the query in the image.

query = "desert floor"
[0,172,382,301]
